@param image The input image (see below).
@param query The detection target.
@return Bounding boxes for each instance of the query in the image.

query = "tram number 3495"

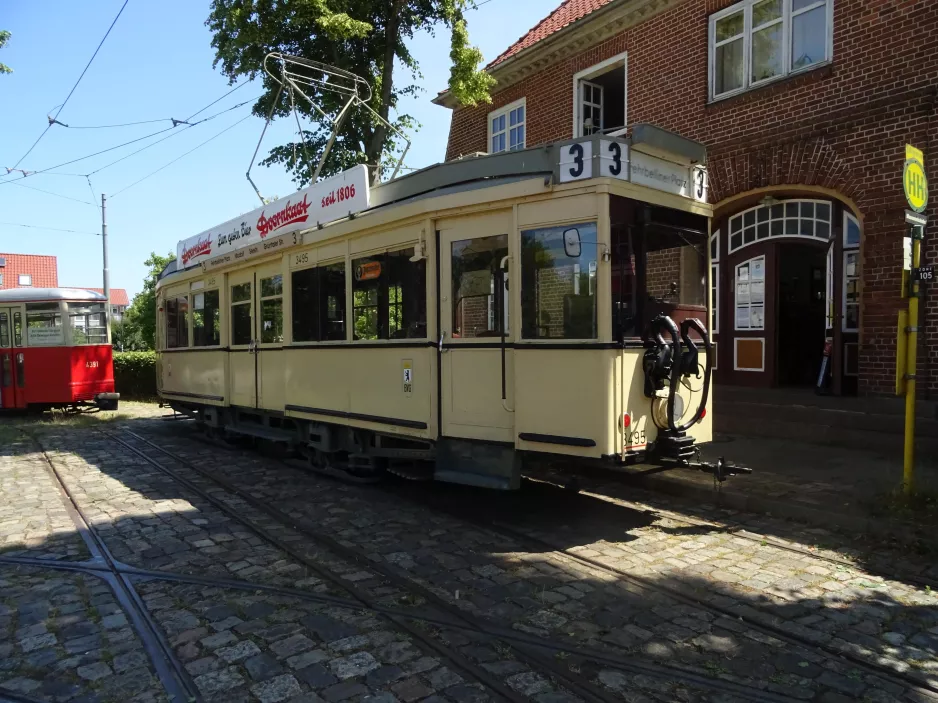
[86,361,99,368]
[624,428,646,448]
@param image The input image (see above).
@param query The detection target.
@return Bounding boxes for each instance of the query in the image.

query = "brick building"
[436,0,938,397]
[0,253,58,289]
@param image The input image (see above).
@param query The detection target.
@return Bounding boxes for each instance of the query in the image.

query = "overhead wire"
[0,88,255,186]
[111,113,253,198]
[0,221,100,236]
[7,181,97,208]
[6,0,131,173]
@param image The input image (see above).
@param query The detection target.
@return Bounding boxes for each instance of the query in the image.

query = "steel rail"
[19,431,202,703]
[112,427,811,703]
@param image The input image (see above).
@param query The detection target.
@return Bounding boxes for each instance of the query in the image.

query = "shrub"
[113,351,157,399]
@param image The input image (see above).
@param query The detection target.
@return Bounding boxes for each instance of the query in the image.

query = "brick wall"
[646,248,682,300]
[445,0,938,396]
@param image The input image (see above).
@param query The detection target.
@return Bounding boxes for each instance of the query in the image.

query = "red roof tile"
[0,253,58,289]
[487,0,616,68]
[79,288,131,306]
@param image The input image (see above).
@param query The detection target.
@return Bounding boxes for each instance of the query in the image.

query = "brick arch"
[707,136,863,209]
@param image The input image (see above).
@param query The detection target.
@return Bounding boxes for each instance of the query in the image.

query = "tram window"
[260,275,284,344]
[0,312,9,347]
[165,295,189,349]
[352,249,426,340]
[451,235,509,338]
[13,312,22,347]
[292,263,347,343]
[193,290,220,346]
[25,303,64,346]
[230,282,252,346]
[520,223,598,339]
[67,302,107,345]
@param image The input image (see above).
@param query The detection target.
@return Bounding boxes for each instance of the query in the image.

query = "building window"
[18,274,32,286]
[259,275,284,344]
[709,0,832,101]
[728,199,831,254]
[230,283,252,346]
[488,98,525,153]
[352,249,427,340]
[843,212,860,332]
[573,52,627,137]
[735,256,765,330]
[25,303,64,345]
[520,222,598,340]
[0,274,4,286]
[165,295,189,348]
[292,262,347,342]
[193,290,221,346]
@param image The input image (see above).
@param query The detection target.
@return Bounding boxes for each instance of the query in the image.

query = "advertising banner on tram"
[176,165,370,270]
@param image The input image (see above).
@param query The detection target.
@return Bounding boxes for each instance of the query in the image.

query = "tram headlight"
[652,393,685,427]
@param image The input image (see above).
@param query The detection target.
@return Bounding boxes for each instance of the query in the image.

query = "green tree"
[207,0,494,185]
[0,31,12,74]
[120,252,175,350]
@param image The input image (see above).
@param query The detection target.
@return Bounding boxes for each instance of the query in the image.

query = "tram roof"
[159,125,707,283]
[0,287,107,303]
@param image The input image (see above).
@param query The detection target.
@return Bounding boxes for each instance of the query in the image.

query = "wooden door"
[254,262,285,411]
[438,215,515,443]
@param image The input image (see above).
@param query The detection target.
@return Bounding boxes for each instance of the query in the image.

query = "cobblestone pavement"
[0,564,165,702]
[2,406,938,703]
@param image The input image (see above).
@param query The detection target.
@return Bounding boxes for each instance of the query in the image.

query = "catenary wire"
[0,221,100,235]
[7,181,97,207]
[111,113,252,197]
[0,88,255,186]
[6,0,131,173]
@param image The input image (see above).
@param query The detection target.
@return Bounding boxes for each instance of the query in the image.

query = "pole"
[903,225,922,494]
[102,193,110,341]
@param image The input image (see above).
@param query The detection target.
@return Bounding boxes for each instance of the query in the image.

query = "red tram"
[0,288,119,411]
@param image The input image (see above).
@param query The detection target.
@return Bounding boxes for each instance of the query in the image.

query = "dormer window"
[573,52,627,137]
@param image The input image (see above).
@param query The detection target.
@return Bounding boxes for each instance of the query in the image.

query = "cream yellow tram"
[156,126,747,489]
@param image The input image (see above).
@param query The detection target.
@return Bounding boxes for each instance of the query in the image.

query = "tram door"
[0,306,25,409]
[228,271,257,408]
[254,263,284,411]
[438,214,515,443]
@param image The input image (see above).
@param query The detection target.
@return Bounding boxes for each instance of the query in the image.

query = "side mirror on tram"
[563,228,582,258]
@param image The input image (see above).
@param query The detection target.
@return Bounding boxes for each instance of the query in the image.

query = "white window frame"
[487,98,526,154]
[842,211,860,333]
[728,198,832,254]
[572,51,628,138]
[18,274,32,286]
[708,0,834,102]
[734,255,766,331]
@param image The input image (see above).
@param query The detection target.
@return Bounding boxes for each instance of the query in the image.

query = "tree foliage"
[0,31,12,74]
[118,252,175,351]
[206,0,494,185]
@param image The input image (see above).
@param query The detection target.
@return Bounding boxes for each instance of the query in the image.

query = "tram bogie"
[157,128,749,488]
[0,288,119,412]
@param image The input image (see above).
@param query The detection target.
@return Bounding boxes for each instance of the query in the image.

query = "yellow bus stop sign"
[904,144,928,213]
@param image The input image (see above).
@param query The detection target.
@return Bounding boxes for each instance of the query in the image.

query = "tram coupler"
[685,456,751,482]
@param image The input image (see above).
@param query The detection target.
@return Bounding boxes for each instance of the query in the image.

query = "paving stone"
[202,630,239,649]
[271,634,316,659]
[426,666,463,689]
[328,635,369,652]
[186,656,222,676]
[101,613,128,629]
[77,662,113,681]
[329,651,381,680]
[391,677,435,701]
[366,664,405,687]
[296,663,338,688]
[287,649,330,670]
[246,653,286,682]
[301,615,358,642]
[321,681,369,702]
[445,684,491,703]
[376,641,419,664]
[113,650,150,674]
[251,674,304,703]
[217,639,262,663]
[817,670,867,697]
[0,677,42,694]
[506,671,551,696]
[195,666,246,695]
[18,632,57,652]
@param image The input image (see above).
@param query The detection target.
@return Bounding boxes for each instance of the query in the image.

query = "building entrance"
[776,243,826,387]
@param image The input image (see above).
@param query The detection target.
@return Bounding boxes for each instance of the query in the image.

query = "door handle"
[438,331,446,353]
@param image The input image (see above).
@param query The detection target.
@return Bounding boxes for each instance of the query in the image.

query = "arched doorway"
[711,197,860,394]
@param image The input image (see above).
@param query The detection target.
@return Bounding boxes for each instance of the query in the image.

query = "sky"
[0,0,549,298]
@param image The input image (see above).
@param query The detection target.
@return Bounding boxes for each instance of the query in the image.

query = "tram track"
[107,425,814,703]
[15,430,201,703]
